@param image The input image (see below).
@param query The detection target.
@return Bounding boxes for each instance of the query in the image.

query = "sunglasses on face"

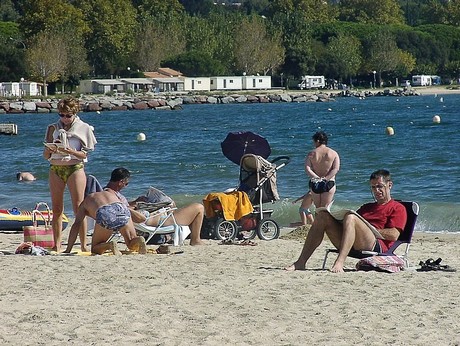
[59,113,74,118]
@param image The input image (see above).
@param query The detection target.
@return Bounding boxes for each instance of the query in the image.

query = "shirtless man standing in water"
[305,131,340,209]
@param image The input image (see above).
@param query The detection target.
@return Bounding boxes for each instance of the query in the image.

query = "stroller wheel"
[256,218,280,241]
[214,218,238,241]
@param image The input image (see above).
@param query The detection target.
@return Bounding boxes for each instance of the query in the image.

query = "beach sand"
[0,228,458,345]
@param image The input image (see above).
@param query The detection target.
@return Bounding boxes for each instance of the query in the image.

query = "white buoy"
[440,97,444,102]
[432,115,441,124]
[386,126,395,136]
[137,132,146,141]
[96,110,101,114]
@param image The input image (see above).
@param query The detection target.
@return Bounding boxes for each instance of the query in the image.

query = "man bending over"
[64,167,146,255]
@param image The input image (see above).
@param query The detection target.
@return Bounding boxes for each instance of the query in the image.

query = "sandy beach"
[0,228,458,345]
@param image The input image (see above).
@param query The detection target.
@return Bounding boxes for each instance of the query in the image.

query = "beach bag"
[22,202,54,249]
[356,255,406,273]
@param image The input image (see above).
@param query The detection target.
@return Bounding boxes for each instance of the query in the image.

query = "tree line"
[1,0,460,95]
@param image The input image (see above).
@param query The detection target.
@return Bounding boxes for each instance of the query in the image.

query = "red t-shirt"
[357,199,407,251]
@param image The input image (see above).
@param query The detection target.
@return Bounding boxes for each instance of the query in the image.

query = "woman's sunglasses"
[59,113,74,118]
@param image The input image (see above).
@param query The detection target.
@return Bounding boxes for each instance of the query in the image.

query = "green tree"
[18,0,88,39]
[364,30,400,86]
[394,50,416,77]
[233,16,284,75]
[338,0,405,25]
[163,50,227,76]
[0,22,26,81]
[272,12,316,78]
[267,0,337,23]
[447,0,460,26]
[25,30,68,96]
[133,0,184,20]
[77,0,137,76]
[0,0,20,22]
[134,15,186,71]
[325,34,362,86]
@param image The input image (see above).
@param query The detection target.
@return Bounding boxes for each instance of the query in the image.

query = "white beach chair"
[134,202,190,246]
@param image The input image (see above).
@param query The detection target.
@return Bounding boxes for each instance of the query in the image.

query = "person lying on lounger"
[129,187,205,246]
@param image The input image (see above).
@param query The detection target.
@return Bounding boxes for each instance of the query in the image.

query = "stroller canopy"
[221,131,271,165]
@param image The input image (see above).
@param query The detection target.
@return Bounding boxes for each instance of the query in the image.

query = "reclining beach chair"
[322,201,419,269]
[85,174,103,236]
[134,202,190,246]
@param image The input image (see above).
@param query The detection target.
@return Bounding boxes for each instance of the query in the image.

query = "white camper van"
[411,75,432,86]
[298,76,325,89]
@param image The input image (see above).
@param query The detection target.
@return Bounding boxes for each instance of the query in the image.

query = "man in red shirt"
[286,169,407,273]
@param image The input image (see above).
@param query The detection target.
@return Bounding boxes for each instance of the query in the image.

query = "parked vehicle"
[411,75,432,86]
[298,76,325,89]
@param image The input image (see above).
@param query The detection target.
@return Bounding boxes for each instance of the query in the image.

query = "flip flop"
[417,258,456,272]
[239,239,258,246]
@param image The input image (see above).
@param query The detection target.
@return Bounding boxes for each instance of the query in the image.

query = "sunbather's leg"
[171,203,205,245]
[285,210,337,271]
[327,213,377,273]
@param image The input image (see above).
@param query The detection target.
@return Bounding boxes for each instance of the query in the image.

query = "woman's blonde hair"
[57,97,80,114]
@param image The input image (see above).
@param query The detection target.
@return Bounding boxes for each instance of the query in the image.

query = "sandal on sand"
[239,239,257,246]
[218,239,258,246]
[417,258,456,272]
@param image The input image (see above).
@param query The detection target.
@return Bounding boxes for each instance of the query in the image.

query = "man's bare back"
[307,146,339,180]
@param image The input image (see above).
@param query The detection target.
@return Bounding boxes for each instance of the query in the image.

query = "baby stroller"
[202,131,290,241]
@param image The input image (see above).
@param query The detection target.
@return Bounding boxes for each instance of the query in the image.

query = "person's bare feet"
[81,246,89,252]
[284,262,306,271]
[190,239,205,246]
[110,239,122,256]
[137,237,147,254]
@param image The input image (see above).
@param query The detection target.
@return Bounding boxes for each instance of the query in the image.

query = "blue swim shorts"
[95,202,130,231]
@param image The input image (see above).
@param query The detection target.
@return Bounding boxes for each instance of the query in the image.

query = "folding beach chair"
[322,201,419,269]
[85,174,103,236]
[134,202,190,246]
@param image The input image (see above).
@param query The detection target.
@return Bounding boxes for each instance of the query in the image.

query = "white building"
[242,75,271,90]
[210,76,243,90]
[0,81,41,97]
[120,78,155,92]
[182,77,211,92]
[78,79,126,94]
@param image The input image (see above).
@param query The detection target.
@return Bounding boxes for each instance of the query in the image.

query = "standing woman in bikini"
[43,97,97,252]
[305,131,340,209]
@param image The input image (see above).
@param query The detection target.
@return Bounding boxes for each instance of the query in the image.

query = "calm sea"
[1,94,459,232]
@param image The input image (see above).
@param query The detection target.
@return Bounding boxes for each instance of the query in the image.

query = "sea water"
[1,94,459,232]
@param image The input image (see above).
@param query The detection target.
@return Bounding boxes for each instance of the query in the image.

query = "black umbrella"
[221,131,271,164]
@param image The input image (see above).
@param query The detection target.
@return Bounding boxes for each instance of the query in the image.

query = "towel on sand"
[203,191,253,221]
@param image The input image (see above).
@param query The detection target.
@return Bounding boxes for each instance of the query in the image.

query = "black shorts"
[309,180,335,194]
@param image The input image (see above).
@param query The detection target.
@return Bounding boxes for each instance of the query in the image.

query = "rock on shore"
[0,88,420,114]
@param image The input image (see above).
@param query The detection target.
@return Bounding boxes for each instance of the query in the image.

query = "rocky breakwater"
[0,88,419,114]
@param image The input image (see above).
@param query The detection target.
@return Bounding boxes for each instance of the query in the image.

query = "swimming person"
[16,172,36,181]
[43,96,97,252]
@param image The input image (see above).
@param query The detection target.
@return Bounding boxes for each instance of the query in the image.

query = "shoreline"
[0,86,458,115]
